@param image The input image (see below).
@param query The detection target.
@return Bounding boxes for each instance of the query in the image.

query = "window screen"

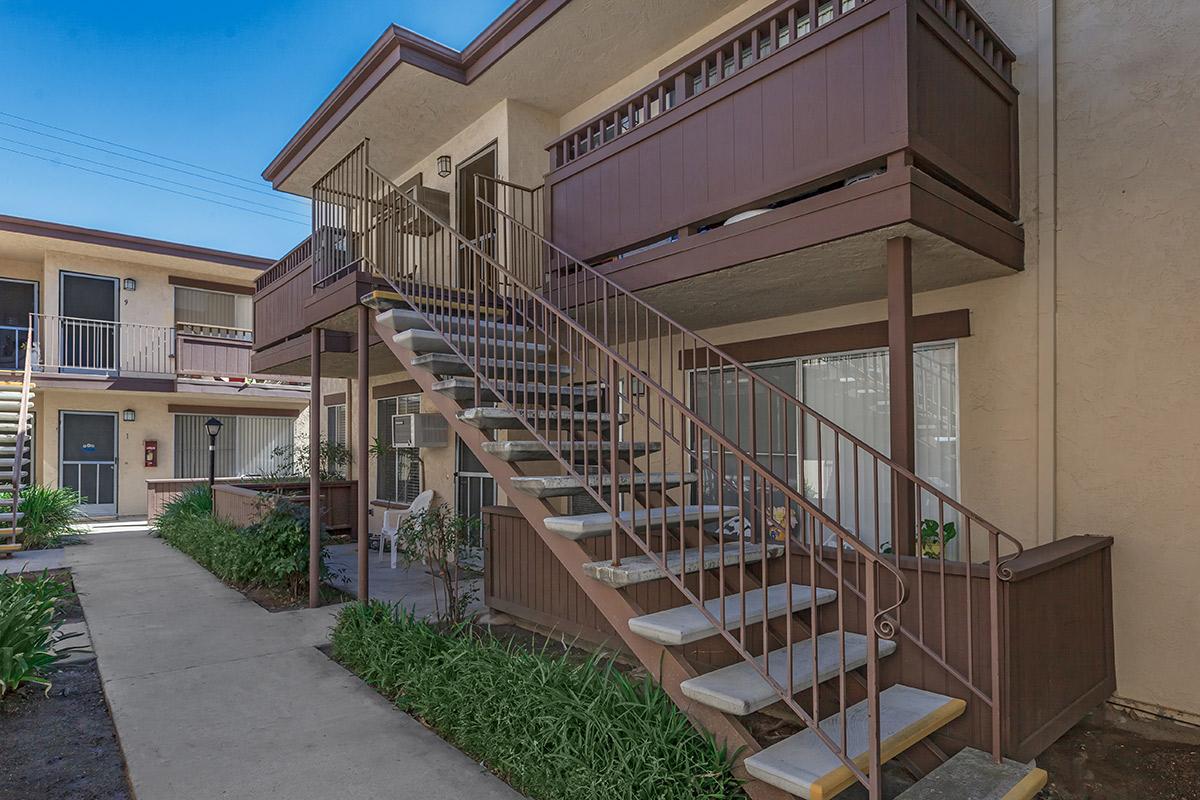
[174,414,296,478]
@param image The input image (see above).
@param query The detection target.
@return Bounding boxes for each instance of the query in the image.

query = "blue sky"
[0,1,511,259]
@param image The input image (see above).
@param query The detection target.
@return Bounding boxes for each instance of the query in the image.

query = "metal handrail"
[321,140,910,795]
[476,173,1023,762]
[30,314,176,377]
[9,326,34,531]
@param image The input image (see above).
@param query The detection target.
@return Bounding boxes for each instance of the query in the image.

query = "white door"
[60,411,118,516]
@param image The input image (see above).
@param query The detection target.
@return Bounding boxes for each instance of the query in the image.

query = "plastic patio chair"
[378,489,435,569]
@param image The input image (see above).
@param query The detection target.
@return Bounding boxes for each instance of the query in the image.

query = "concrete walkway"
[67,530,522,800]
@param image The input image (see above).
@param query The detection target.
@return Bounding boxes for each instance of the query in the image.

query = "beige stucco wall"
[30,388,307,517]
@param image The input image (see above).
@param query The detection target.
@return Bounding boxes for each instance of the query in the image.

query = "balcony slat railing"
[547,0,1014,171]
[255,235,313,292]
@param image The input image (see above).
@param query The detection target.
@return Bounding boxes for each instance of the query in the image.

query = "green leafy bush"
[6,485,86,549]
[155,492,331,600]
[393,503,480,625]
[332,602,745,800]
[0,572,79,696]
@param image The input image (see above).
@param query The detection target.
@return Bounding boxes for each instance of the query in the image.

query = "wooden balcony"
[251,235,394,378]
[544,0,1022,320]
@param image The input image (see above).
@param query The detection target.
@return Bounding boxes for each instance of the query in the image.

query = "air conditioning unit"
[391,413,448,448]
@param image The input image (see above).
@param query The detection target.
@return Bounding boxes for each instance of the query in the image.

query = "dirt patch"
[0,661,132,800]
[240,582,352,612]
[1038,705,1200,800]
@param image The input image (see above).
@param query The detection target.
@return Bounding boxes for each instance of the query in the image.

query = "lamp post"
[204,417,223,490]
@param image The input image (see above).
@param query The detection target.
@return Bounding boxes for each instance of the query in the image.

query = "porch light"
[122,409,136,422]
[123,278,137,291]
[436,154,452,177]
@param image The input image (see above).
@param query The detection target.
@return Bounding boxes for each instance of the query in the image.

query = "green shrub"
[151,485,213,538]
[155,493,331,600]
[0,572,79,697]
[6,485,85,549]
[332,603,745,800]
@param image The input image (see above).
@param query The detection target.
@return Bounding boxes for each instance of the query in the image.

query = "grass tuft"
[332,601,746,800]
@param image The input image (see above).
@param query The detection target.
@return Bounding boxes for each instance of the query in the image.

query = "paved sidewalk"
[67,531,522,800]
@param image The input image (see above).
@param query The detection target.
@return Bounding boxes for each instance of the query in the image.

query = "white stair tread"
[544,504,738,540]
[631,584,838,647]
[376,307,525,337]
[511,471,695,498]
[895,747,1047,800]
[681,631,897,715]
[745,684,967,800]
[432,377,596,403]
[411,352,571,378]
[393,328,547,357]
[459,406,625,430]
[583,542,783,588]
[480,439,658,462]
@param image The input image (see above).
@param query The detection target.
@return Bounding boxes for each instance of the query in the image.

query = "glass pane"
[62,413,115,462]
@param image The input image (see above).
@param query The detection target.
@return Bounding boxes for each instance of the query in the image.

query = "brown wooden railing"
[548,0,1014,170]
[475,174,1027,768]
[256,236,313,292]
[324,140,921,796]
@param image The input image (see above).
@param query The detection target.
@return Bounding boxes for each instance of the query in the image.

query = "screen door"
[60,411,117,515]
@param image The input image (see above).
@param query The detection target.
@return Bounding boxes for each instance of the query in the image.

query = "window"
[376,395,422,503]
[173,414,296,478]
[326,404,347,448]
[690,343,959,551]
[174,286,252,340]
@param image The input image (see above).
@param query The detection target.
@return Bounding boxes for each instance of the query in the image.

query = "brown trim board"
[169,275,255,295]
[0,214,271,270]
[323,392,346,406]
[167,404,302,418]
[371,380,421,399]
[680,310,970,370]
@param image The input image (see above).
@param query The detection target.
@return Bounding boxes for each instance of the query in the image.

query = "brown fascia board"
[261,0,568,189]
[0,214,273,270]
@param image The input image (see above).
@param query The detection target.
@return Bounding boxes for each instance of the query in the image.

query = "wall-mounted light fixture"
[122,409,136,422]
[436,154,452,178]
[123,278,137,291]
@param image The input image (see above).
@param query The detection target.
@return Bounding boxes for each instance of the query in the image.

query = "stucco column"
[887,236,915,558]
[308,329,322,608]
[356,306,370,602]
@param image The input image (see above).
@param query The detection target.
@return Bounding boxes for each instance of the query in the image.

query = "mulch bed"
[0,662,132,800]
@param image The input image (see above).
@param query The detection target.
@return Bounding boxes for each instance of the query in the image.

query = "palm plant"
[8,485,85,549]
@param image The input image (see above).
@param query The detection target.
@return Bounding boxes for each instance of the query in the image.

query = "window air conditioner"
[391,413,448,448]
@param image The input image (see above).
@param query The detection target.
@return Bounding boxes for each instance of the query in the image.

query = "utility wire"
[0,117,308,206]
[0,145,307,226]
[0,110,282,191]
[0,136,310,220]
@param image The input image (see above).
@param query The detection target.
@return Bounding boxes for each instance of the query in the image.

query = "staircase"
[320,141,1045,799]
[1,328,36,557]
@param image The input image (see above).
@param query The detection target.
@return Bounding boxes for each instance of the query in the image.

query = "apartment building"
[0,215,310,517]
[247,0,1196,796]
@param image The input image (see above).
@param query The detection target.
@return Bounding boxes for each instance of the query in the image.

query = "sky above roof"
[0,0,511,260]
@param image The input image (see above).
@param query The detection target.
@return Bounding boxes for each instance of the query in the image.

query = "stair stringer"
[376,320,794,800]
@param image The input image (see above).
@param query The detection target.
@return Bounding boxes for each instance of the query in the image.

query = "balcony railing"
[548,0,1015,171]
[24,314,306,390]
[255,236,313,292]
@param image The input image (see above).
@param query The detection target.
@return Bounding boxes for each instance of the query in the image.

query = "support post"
[356,306,370,602]
[887,236,916,558]
[309,329,322,608]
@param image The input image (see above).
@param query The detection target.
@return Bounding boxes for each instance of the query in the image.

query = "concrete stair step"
[432,378,596,406]
[0,528,21,539]
[895,747,1047,800]
[362,288,508,317]
[393,328,548,359]
[630,583,838,647]
[0,543,24,555]
[458,407,626,431]
[745,685,966,800]
[543,504,739,541]
[680,631,897,715]
[410,352,571,379]
[480,439,659,463]
[510,471,696,498]
[376,308,526,340]
[583,542,783,588]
